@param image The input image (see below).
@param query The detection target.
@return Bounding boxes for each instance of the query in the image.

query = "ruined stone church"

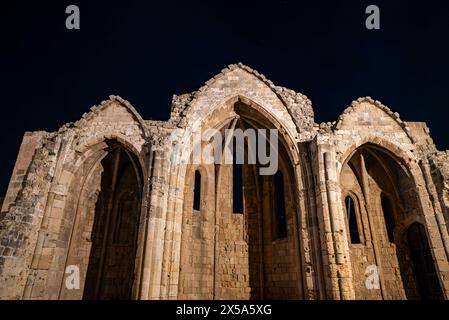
[1,64,449,300]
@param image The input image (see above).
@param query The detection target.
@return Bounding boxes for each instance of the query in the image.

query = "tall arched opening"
[178,99,302,300]
[340,143,443,299]
[58,140,144,300]
[82,141,143,299]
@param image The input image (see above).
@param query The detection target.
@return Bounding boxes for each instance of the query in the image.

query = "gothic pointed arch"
[56,139,145,300]
[176,93,307,300]
[339,142,444,299]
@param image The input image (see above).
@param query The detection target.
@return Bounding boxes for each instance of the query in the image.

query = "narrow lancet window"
[345,195,361,244]
[193,170,201,211]
[381,194,395,242]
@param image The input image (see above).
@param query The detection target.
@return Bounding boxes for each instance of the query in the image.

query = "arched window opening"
[381,194,395,242]
[83,142,142,300]
[193,170,201,211]
[233,144,244,214]
[340,143,446,299]
[274,170,287,239]
[345,195,361,244]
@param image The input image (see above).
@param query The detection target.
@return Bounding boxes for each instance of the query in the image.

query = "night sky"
[1,0,448,196]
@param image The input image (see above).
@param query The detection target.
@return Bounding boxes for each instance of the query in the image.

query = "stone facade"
[0,64,448,300]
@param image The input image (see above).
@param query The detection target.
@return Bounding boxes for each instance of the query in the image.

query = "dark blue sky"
[1,0,448,195]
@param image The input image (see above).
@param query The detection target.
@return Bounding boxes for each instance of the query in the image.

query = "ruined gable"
[335,98,412,144]
[72,96,147,154]
[170,64,314,142]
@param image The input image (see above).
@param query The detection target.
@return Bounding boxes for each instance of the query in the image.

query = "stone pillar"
[300,143,326,299]
[24,137,72,300]
[139,147,171,299]
[323,148,355,300]
[418,160,449,298]
[159,159,184,300]
[357,152,389,300]
[313,140,354,299]
[420,160,449,260]
[313,144,337,299]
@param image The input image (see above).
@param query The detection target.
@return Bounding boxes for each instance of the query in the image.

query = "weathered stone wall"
[340,161,382,299]
[261,169,302,299]
[430,151,449,234]
[178,164,215,299]
[179,160,302,300]
[215,164,251,299]
[1,132,47,214]
[0,132,59,299]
